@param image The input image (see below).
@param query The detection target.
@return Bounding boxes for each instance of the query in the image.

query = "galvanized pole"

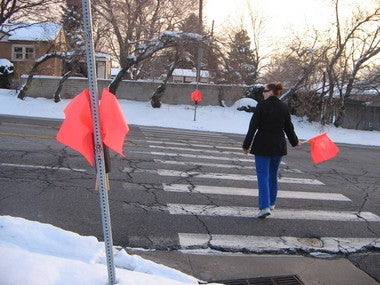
[81,0,116,284]
[195,0,203,89]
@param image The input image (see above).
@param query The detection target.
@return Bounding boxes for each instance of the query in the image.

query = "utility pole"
[195,0,203,89]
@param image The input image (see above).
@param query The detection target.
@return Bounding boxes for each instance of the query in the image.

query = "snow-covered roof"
[172,68,210,78]
[1,22,62,41]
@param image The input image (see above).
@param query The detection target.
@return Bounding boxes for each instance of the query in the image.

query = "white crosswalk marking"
[134,126,380,254]
[162,184,351,201]
[154,159,302,173]
[147,140,242,151]
[150,151,254,162]
[167,204,380,222]
[156,169,323,185]
[122,167,322,185]
[140,127,225,137]
[149,145,245,156]
[178,233,380,253]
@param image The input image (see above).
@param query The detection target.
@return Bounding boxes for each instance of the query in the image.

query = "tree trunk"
[150,50,179,108]
[53,71,72,102]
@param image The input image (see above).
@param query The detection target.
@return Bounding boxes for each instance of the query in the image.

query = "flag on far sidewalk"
[191,89,203,102]
[308,132,340,164]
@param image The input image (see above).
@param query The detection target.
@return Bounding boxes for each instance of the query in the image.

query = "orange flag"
[191,89,203,102]
[56,89,95,165]
[99,88,129,156]
[308,132,339,164]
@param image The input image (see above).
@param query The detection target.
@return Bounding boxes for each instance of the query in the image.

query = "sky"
[203,0,378,52]
[0,88,379,284]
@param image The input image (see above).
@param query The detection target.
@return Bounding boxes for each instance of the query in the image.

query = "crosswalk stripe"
[140,127,225,137]
[154,159,302,173]
[162,184,351,201]
[141,131,227,140]
[0,163,87,172]
[150,151,254,162]
[178,233,380,253]
[167,204,380,222]
[122,167,321,184]
[156,169,322,185]
[147,140,242,151]
[149,145,243,155]
[149,146,286,165]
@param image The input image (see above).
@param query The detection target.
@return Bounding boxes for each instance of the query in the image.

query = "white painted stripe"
[143,132,236,141]
[0,163,86,172]
[142,135,234,144]
[122,167,319,184]
[147,140,241,151]
[149,146,286,165]
[131,137,236,147]
[149,145,245,156]
[178,233,380,253]
[154,159,301,173]
[141,131,225,140]
[150,151,253,162]
[156,169,322,185]
[140,127,225,137]
[163,184,351,201]
[168,204,380,222]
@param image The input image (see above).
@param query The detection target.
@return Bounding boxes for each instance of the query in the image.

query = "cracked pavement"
[0,116,379,281]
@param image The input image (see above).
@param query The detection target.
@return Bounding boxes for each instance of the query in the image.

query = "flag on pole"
[308,132,339,164]
[100,88,129,156]
[191,89,203,102]
[56,89,95,165]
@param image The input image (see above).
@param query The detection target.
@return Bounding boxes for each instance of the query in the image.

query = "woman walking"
[242,83,300,218]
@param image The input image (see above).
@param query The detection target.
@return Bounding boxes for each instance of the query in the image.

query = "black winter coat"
[242,96,298,156]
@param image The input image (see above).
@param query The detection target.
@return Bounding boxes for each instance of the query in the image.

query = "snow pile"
[0,216,204,285]
[0,59,14,75]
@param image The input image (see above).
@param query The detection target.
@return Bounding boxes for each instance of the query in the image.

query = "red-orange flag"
[191,89,203,102]
[308,132,339,164]
[99,88,129,156]
[56,89,95,165]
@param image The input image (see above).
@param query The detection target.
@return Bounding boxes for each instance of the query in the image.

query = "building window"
[12,45,35,60]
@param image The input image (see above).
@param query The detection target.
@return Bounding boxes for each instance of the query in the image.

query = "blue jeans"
[255,155,282,209]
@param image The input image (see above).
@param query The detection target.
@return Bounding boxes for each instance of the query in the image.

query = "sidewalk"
[128,249,379,285]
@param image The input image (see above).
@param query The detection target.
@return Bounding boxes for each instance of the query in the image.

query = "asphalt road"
[0,115,379,260]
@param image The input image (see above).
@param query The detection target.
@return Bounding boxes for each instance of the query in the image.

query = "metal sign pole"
[81,0,116,284]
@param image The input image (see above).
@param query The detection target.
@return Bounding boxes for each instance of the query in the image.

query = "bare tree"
[320,0,380,126]
[92,0,198,81]
[150,47,179,108]
[0,0,61,27]
[107,31,208,94]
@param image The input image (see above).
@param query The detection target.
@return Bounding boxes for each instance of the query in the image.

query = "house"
[0,22,112,79]
[170,68,211,84]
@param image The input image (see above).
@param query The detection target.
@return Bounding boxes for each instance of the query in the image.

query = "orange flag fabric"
[56,89,95,165]
[99,88,129,156]
[308,132,339,164]
[191,89,203,102]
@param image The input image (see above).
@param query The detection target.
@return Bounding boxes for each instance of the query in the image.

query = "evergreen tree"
[224,29,258,85]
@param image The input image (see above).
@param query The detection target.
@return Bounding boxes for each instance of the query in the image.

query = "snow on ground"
[0,216,208,285]
[0,88,379,146]
[0,88,379,284]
